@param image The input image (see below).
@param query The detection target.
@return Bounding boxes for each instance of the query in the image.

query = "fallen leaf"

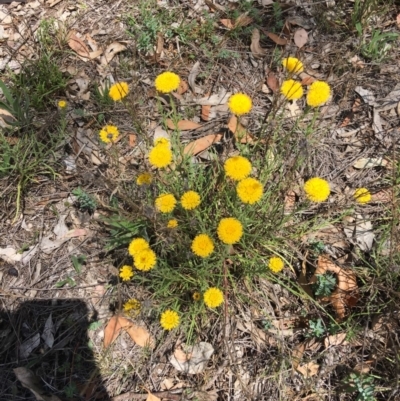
[196,89,231,106]
[371,188,392,203]
[0,108,16,128]
[103,315,131,348]
[205,0,225,12]
[146,393,161,401]
[201,105,212,121]
[296,361,319,378]
[14,367,62,401]
[397,13,400,28]
[169,342,214,374]
[299,72,315,85]
[100,42,126,65]
[177,80,188,95]
[350,55,365,69]
[267,31,288,45]
[343,216,375,252]
[234,13,253,28]
[184,134,223,156]
[227,115,256,144]
[220,19,234,29]
[284,190,296,215]
[153,126,171,144]
[354,86,376,106]
[129,134,137,147]
[292,342,306,369]
[324,332,348,348]
[155,32,164,61]
[353,157,388,169]
[42,314,55,348]
[126,324,155,348]
[250,28,266,57]
[166,119,202,130]
[19,333,40,359]
[286,16,313,29]
[67,30,90,58]
[294,28,308,48]
[188,61,200,93]
[266,72,279,92]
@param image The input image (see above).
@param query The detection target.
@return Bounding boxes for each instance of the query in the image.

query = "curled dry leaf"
[266,72,279,92]
[166,119,202,130]
[177,80,189,95]
[267,31,288,45]
[220,19,234,29]
[353,157,388,169]
[104,315,131,348]
[294,28,308,48]
[296,361,319,378]
[188,61,200,93]
[324,332,348,348]
[227,115,257,144]
[67,30,90,58]
[299,72,315,85]
[126,324,155,349]
[201,104,212,121]
[100,42,126,65]
[250,29,266,58]
[184,134,223,156]
[310,255,359,320]
[169,342,214,374]
[234,13,253,28]
[146,392,161,401]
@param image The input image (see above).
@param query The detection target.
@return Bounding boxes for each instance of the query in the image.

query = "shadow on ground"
[0,299,110,401]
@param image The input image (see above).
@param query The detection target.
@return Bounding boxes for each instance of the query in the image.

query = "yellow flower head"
[193,292,201,301]
[236,177,263,204]
[268,256,284,273]
[154,137,170,147]
[155,193,177,213]
[137,172,153,186]
[123,298,141,313]
[203,287,224,308]
[224,156,252,181]
[109,82,129,101]
[191,234,214,258]
[354,187,371,204]
[282,57,304,73]
[217,217,243,244]
[304,177,330,202]
[160,309,180,330]
[134,248,157,271]
[58,100,67,109]
[280,79,303,101]
[155,72,181,93]
[99,125,120,143]
[181,191,201,210]
[228,93,252,115]
[167,219,178,228]
[119,265,134,281]
[128,238,150,257]
[149,145,173,168]
[307,81,331,107]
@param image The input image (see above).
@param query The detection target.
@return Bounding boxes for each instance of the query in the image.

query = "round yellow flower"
[354,187,371,204]
[236,177,263,204]
[99,125,120,143]
[160,309,180,330]
[155,193,177,213]
[123,298,141,313]
[203,287,224,308]
[224,156,252,181]
[191,234,214,258]
[134,248,157,271]
[155,72,181,93]
[167,219,178,228]
[304,177,330,202]
[217,217,243,244]
[282,57,304,73]
[181,191,201,210]
[306,81,331,107]
[280,79,303,100]
[137,172,152,185]
[119,265,134,281]
[149,145,173,168]
[154,137,170,147]
[128,238,150,257]
[268,256,284,273]
[58,100,67,108]
[193,292,201,301]
[228,93,252,115]
[109,82,129,101]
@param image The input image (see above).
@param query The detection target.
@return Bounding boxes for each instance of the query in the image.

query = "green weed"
[343,373,376,401]
[72,187,97,213]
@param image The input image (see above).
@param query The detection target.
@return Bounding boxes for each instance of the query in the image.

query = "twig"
[111,390,182,401]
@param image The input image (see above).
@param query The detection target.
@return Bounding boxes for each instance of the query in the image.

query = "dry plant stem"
[12,180,22,224]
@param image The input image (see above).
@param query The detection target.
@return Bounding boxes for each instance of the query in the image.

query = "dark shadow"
[0,299,110,401]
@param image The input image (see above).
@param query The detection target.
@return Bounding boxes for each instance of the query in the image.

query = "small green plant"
[63,382,78,399]
[71,254,86,274]
[343,373,376,401]
[72,187,97,213]
[272,3,284,31]
[314,272,336,297]
[306,318,326,338]
[359,29,398,62]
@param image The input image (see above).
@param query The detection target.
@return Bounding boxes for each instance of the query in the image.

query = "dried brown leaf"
[177,80,189,95]
[166,119,202,130]
[184,134,223,156]
[235,13,253,28]
[353,157,388,169]
[296,362,319,378]
[101,42,126,65]
[129,133,137,147]
[146,392,161,401]
[250,28,266,57]
[67,30,90,58]
[292,342,306,369]
[294,28,308,48]
[103,315,131,348]
[201,104,212,121]
[299,72,315,85]
[266,72,279,92]
[267,31,287,45]
[227,115,256,144]
[220,19,234,29]
[324,332,348,348]
[126,324,155,348]
[371,188,392,203]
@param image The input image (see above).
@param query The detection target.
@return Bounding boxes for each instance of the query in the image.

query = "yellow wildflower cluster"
[228,93,252,115]
[304,177,330,202]
[191,234,214,258]
[99,125,119,144]
[203,287,224,308]
[155,72,180,93]
[119,265,134,281]
[109,82,129,101]
[354,187,371,204]
[137,172,152,186]
[160,309,180,330]
[268,257,284,273]
[128,238,157,271]
[123,298,141,316]
[167,219,178,228]
[149,140,173,169]
[282,57,303,73]
[181,190,201,210]
[155,193,177,213]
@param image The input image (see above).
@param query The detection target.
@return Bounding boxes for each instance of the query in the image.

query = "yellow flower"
[203,287,224,308]
[123,298,141,313]
[224,156,252,181]
[167,219,178,228]
[236,177,263,204]
[307,81,331,107]
[154,137,170,147]
[137,172,153,185]
[228,93,252,115]
[193,292,201,301]
[149,145,173,168]
[160,309,180,330]
[155,72,181,93]
[128,238,150,257]
[181,191,201,210]
[217,217,243,244]
[58,100,67,108]
[280,79,303,100]
[109,82,129,101]
[268,256,284,273]
[282,57,304,73]
[191,234,214,258]
[119,265,134,281]
[354,187,371,204]
[134,248,157,271]
[155,193,177,213]
[99,125,120,143]
[304,177,330,202]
